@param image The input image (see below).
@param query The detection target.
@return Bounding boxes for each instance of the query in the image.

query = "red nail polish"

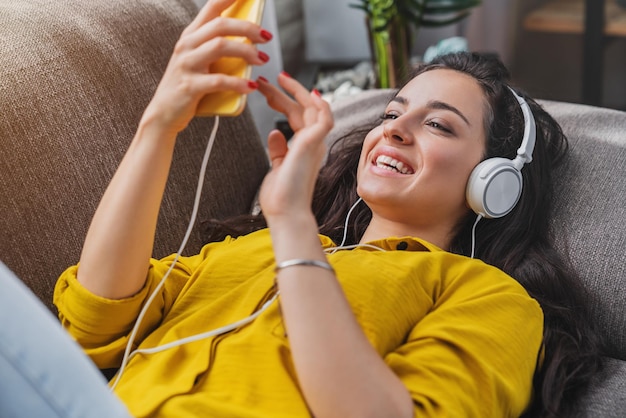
[260,29,273,41]
[257,76,268,83]
[312,89,321,97]
[280,71,292,78]
[258,51,269,63]
[248,80,259,90]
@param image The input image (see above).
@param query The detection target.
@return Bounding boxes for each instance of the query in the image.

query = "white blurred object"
[314,61,375,103]
[423,36,469,63]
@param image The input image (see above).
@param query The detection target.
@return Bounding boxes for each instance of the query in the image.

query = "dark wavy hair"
[204,52,603,417]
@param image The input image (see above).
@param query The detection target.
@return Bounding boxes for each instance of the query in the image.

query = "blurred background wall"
[192,0,626,138]
[301,0,626,111]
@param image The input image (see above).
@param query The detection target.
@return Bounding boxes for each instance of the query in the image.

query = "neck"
[359,214,454,250]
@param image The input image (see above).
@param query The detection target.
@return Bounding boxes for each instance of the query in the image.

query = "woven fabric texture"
[545,100,626,360]
[0,0,269,311]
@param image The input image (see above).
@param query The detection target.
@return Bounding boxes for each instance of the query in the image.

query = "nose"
[383,117,414,145]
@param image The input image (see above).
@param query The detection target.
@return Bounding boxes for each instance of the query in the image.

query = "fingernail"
[248,80,259,90]
[257,76,268,83]
[312,88,322,97]
[258,51,270,63]
[260,29,273,41]
[280,70,292,78]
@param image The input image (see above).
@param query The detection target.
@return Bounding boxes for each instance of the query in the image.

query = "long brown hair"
[204,52,603,417]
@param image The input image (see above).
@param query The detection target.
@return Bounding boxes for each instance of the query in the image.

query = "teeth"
[375,155,411,174]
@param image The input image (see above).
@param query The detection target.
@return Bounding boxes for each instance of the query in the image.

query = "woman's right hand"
[77,0,272,298]
[142,0,272,137]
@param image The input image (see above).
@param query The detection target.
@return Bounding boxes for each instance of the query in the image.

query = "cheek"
[356,150,366,182]
[357,131,378,176]
[427,146,480,187]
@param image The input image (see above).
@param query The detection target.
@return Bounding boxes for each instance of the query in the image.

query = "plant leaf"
[349,4,371,14]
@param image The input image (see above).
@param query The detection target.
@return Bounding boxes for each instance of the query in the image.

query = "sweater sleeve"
[53,250,208,369]
[384,267,544,418]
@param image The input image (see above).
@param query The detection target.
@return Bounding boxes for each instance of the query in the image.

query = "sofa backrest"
[0,0,269,311]
[328,90,626,362]
[544,100,626,361]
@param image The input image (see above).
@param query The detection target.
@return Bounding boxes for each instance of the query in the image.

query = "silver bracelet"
[275,259,335,273]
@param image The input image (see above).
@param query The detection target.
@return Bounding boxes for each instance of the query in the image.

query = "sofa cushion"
[0,0,269,311]
[572,357,626,417]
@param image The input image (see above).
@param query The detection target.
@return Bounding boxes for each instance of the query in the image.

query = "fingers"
[175,12,273,72]
[308,90,334,135]
[192,73,260,101]
[267,129,289,167]
[182,17,273,52]
[256,74,297,113]
[276,73,330,132]
[186,0,237,33]
[182,36,269,73]
[258,88,334,221]
[258,74,333,139]
[172,10,274,94]
[184,0,273,49]
[257,75,304,131]
[176,0,274,74]
[257,72,321,132]
[277,72,317,110]
[299,90,334,157]
[168,20,272,98]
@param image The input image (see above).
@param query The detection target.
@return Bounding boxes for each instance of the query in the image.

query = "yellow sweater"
[54,228,543,417]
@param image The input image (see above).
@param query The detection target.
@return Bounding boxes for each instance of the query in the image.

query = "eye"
[380,112,399,121]
[426,119,452,134]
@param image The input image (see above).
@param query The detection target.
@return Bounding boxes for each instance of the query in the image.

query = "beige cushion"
[0,0,269,310]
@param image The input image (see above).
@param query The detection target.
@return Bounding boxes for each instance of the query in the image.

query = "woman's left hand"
[257,74,334,224]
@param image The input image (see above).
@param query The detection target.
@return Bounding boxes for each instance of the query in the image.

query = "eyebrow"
[391,96,471,127]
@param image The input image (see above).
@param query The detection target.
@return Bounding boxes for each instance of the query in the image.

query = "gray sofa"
[0,0,624,416]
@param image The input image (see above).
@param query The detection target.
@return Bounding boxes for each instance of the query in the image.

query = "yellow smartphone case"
[196,0,266,117]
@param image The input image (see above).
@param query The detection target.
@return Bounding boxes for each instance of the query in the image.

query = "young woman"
[3,0,602,416]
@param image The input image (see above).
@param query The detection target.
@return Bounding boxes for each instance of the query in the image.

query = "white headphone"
[466,87,537,219]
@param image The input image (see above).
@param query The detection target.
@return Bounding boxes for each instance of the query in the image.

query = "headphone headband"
[507,87,536,170]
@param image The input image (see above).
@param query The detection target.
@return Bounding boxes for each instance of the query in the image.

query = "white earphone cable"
[110,116,220,391]
[470,214,482,259]
[127,292,279,358]
[330,197,363,253]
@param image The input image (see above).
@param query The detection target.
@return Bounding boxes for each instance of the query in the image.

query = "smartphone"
[196,0,266,117]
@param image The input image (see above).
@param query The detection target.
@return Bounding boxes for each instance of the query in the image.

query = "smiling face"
[356,69,489,246]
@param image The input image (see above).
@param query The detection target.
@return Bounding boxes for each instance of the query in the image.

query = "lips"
[373,154,414,174]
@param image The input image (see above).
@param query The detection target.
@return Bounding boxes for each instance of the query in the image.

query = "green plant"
[351,0,482,87]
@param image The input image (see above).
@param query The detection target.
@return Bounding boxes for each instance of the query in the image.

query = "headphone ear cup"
[466,157,523,219]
